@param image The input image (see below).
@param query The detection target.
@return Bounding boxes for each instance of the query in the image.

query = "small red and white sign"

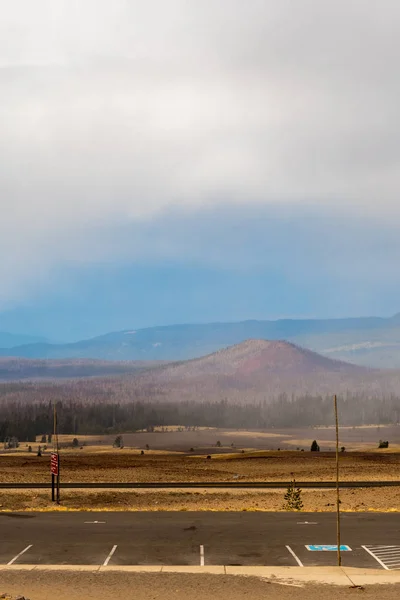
[50,452,59,476]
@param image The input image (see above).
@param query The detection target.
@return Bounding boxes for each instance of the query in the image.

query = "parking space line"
[286,545,303,567]
[362,546,390,570]
[7,545,33,566]
[200,545,205,566]
[103,545,118,566]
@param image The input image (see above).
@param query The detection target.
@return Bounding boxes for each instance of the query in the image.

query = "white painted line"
[103,545,118,567]
[200,545,205,566]
[84,521,106,524]
[7,545,33,566]
[286,545,304,567]
[362,546,389,570]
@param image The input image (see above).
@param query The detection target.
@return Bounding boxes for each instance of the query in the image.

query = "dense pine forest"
[1,378,399,441]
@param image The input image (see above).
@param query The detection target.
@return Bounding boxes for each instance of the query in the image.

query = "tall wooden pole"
[53,401,60,505]
[334,394,341,566]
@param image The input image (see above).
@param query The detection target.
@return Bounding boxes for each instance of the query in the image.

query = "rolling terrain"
[2,314,400,367]
[0,357,162,380]
[1,340,399,399]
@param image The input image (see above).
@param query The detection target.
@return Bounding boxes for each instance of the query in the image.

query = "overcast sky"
[1,1,400,338]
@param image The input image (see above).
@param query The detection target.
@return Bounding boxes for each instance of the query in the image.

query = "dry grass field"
[1,486,400,512]
[1,449,400,484]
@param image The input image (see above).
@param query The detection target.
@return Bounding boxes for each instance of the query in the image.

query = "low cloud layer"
[1,1,400,309]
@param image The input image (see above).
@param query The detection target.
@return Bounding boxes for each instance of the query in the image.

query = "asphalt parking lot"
[1,511,399,570]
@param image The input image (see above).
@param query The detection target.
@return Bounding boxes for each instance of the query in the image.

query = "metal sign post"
[51,401,60,504]
[51,452,59,502]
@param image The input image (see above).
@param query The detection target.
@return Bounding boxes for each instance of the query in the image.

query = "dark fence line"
[0,481,399,489]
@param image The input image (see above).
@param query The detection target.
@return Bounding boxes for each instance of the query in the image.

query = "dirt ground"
[0,572,399,600]
[1,450,400,484]
[1,485,399,512]
[2,429,400,513]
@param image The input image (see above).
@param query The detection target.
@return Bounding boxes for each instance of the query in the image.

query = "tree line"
[0,390,400,441]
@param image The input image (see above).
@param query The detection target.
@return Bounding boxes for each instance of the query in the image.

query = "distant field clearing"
[27,425,400,454]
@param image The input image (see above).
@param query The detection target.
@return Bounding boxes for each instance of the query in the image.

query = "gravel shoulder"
[1,572,400,600]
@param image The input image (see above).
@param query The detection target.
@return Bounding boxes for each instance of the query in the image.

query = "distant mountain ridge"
[0,331,48,348]
[2,340,394,401]
[2,314,400,367]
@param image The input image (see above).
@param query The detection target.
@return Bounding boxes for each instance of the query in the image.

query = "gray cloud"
[1,1,400,306]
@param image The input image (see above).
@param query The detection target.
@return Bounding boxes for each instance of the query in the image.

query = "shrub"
[378,440,389,448]
[310,440,320,452]
[282,479,304,511]
[114,435,123,448]
[72,438,79,448]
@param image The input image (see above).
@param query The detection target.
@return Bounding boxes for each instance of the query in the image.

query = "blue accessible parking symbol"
[306,545,352,551]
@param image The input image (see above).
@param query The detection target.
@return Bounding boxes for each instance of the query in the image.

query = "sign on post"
[51,452,59,476]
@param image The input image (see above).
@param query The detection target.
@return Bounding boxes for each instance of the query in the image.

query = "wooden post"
[334,394,341,566]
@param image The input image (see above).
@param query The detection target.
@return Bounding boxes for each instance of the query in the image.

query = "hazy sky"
[1,1,400,339]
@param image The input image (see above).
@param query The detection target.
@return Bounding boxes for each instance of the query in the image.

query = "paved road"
[1,512,400,570]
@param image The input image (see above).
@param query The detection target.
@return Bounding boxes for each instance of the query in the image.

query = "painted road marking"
[286,545,304,567]
[363,546,400,570]
[84,521,106,524]
[200,545,205,566]
[7,545,33,565]
[103,545,118,566]
[306,545,352,552]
